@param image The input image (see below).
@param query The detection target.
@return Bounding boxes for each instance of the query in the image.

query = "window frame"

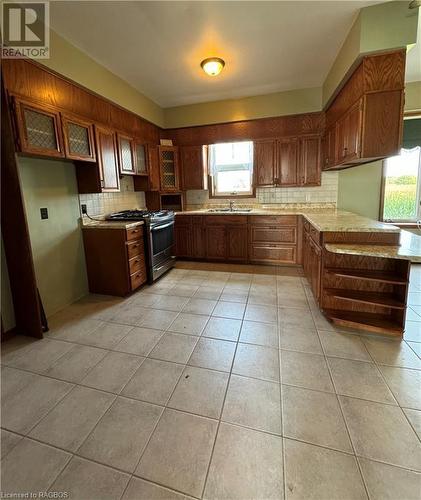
[208,140,256,199]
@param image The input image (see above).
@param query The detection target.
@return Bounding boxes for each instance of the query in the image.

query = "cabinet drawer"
[130,268,147,291]
[126,225,144,241]
[127,239,144,259]
[129,254,145,275]
[249,215,297,226]
[205,215,247,225]
[249,245,296,264]
[250,226,297,244]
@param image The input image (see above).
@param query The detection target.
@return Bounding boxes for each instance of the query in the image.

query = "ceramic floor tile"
[204,422,284,500]
[188,337,236,372]
[1,366,34,402]
[233,343,280,382]
[222,374,281,434]
[45,344,108,383]
[1,438,71,495]
[114,327,164,356]
[202,317,242,341]
[363,338,421,369]
[407,341,421,357]
[151,295,190,312]
[122,477,190,500]
[284,439,367,500]
[51,456,130,500]
[318,329,371,361]
[220,291,249,303]
[171,284,200,297]
[136,409,218,497]
[182,298,217,315]
[403,408,421,439]
[328,357,396,404]
[122,358,184,406]
[281,350,334,392]
[47,317,104,342]
[403,321,421,342]
[168,366,229,419]
[79,396,163,472]
[149,333,198,364]
[110,304,150,326]
[137,309,179,330]
[79,322,133,349]
[340,396,421,470]
[194,287,222,300]
[244,304,278,323]
[282,385,352,453]
[129,292,162,308]
[277,291,309,309]
[212,301,246,320]
[248,292,278,306]
[168,313,209,336]
[358,457,421,500]
[1,373,73,434]
[0,429,22,459]
[240,320,279,347]
[81,351,144,393]
[378,365,421,409]
[279,326,323,355]
[29,386,114,451]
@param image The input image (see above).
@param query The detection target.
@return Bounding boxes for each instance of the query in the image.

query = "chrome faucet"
[229,200,235,211]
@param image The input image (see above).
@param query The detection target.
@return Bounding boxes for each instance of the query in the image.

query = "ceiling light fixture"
[201,57,225,76]
[409,0,420,8]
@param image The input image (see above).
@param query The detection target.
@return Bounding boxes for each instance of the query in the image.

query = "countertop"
[325,230,421,263]
[176,208,400,233]
[81,219,144,230]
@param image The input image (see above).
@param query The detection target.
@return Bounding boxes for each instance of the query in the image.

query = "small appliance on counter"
[107,209,175,283]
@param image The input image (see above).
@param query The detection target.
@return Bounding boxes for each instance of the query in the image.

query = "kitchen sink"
[207,208,252,213]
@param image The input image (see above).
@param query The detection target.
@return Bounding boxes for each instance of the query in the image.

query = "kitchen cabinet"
[116,133,136,175]
[227,225,248,261]
[13,96,64,158]
[302,219,322,301]
[322,125,336,170]
[336,100,362,164]
[254,136,321,187]
[134,142,148,175]
[192,217,206,258]
[206,225,227,260]
[180,145,208,190]
[82,225,147,296]
[147,145,161,191]
[174,215,192,258]
[159,145,180,192]
[62,114,96,162]
[94,125,120,191]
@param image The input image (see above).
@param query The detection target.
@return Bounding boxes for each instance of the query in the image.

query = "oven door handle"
[151,221,174,231]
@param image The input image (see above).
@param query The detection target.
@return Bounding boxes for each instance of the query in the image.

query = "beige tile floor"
[1,263,421,500]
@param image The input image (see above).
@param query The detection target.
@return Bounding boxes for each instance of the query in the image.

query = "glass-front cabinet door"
[62,114,96,162]
[117,133,136,175]
[134,142,148,175]
[159,145,179,191]
[14,97,64,158]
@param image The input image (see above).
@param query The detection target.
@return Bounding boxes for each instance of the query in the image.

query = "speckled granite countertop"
[176,209,400,233]
[325,230,421,263]
[81,220,144,230]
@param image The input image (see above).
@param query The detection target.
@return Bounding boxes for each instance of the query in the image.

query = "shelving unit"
[323,309,403,335]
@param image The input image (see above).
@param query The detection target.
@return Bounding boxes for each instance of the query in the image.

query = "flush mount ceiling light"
[201,57,225,76]
[409,0,421,8]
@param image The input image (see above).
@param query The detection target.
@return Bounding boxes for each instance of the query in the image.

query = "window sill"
[383,222,420,229]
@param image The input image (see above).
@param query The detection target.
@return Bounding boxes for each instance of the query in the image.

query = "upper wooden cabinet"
[254,135,321,187]
[13,96,64,158]
[180,145,208,190]
[323,50,405,171]
[148,145,161,191]
[95,125,120,192]
[134,142,148,175]
[62,114,96,162]
[116,133,136,175]
[159,145,180,192]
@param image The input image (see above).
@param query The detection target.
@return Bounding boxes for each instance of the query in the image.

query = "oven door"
[149,220,175,279]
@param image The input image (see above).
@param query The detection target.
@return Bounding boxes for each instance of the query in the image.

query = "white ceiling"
[50,1,414,108]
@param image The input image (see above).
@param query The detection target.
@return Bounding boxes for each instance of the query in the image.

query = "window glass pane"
[383,147,420,221]
[209,141,253,195]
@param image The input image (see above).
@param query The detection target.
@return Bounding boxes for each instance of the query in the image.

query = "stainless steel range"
[107,210,175,283]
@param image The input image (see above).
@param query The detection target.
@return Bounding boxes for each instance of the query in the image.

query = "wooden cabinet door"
[227,225,248,262]
[192,224,206,258]
[181,145,207,190]
[254,139,277,186]
[117,133,136,175]
[14,97,64,158]
[206,225,226,260]
[148,145,161,191]
[94,126,120,192]
[62,114,96,162]
[300,135,321,186]
[337,100,362,163]
[134,142,148,175]
[277,137,299,186]
[310,240,322,301]
[322,126,336,170]
[159,146,180,192]
[174,225,192,257]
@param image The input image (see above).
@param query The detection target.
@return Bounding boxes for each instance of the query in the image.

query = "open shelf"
[325,288,405,309]
[323,308,403,335]
[325,268,407,285]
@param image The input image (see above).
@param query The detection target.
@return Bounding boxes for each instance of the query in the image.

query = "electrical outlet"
[40,207,48,220]
[81,204,87,215]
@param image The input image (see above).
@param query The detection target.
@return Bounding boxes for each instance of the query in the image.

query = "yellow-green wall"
[406,81,421,112]
[41,30,165,127]
[164,87,322,128]
[18,157,89,317]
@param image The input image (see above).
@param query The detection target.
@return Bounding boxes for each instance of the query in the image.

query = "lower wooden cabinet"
[82,225,147,296]
[302,220,322,301]
[206,225,227,260]
[227,225,248,261]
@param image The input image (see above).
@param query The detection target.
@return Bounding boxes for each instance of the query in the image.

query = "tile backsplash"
[79,176,146,217]
[186,172,338,208]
